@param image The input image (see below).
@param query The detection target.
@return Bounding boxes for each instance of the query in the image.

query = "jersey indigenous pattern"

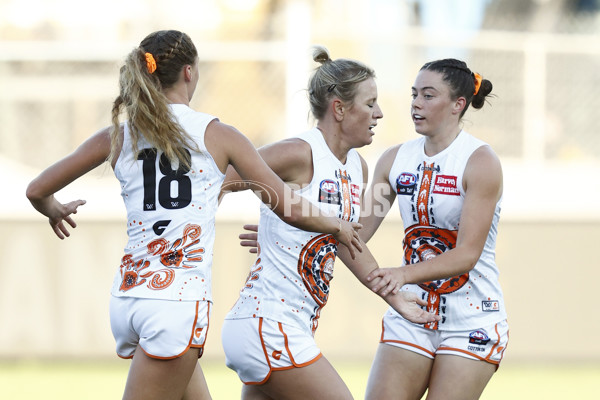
[225,128,363,335]
[111,104,224,302]
[389,131,507,331]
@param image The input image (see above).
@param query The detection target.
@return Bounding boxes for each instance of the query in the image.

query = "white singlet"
[388,130,507,331]
[225,127,363,335]
[110,104,224,302]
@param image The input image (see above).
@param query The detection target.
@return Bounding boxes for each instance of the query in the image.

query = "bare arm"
[336,156,439,324]
[233,148,438,323]
[26,126,113,239]
[368,145,503,294]
[220,138,312,199]
[337,239,440,324]
[205,121,362,257]
[359,145,399,242]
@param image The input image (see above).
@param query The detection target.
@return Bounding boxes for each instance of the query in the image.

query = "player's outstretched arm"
[26,127,111,239]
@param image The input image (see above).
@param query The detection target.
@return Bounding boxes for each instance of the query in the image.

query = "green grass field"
[0,359,597,399]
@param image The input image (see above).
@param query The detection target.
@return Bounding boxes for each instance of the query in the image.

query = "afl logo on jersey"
[319,179,340,204]
[396,173,417,195]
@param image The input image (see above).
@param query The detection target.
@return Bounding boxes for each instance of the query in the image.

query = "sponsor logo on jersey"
[396,172,417,195]
[469,329,491,345]
[350,184,360,205]
[432,175,460,195]
[318,179,340,204]
[482,300,500,312]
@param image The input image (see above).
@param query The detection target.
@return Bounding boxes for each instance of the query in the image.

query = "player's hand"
[367,267,405,296]
[333,220,363,259]
[239,224,259,254]
[49,199,86,239]
[388,291,441,325]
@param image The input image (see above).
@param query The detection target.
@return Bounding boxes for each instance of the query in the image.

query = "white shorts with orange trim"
[109,295,210,359]
[221,317,322,384]
[381,311,509,366]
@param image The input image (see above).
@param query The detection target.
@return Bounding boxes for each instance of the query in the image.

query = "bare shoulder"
[464,145,503,195]
[89,125,114,144]
[204,120,254,173]
[260,137,311,163]
[380,143,402,163]
[467,145,502,172]
[258,138,312,184]
[374,144,402,175]
[261,137,311,153]
[206,119,245,141]
[74,125,113,162]
[357,153,369,184]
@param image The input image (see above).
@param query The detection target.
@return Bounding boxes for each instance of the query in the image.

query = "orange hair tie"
[473,72,482,95]
[145,52,157,74]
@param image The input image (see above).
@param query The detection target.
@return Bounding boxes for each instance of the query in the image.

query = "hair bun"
[312,45,332,64]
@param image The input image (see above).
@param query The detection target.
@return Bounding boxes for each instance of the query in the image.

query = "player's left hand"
[367,267,405,296]
[49,199,86,239]
[239,224,259,253]
[388,291,441,325]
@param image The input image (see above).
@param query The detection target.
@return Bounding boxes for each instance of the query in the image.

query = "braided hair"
[110,30,200,168]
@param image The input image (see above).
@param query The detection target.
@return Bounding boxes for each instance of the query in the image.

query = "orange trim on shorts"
[278,322,322,368]
[270,353,323,373]
[189,301,210,358]
[244,318,323,385]
[380,317,435,357]
[437,346,500,365]
[492,324,509,366]
[439,322,509,368]
[382,339,436,358]
[136,301,207,360]
[485,322,501,361]
[245,317,273,385]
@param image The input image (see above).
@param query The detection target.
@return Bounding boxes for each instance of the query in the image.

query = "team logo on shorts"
[469,329,490,345]
[318,179,340,204]
[396,173,417,195]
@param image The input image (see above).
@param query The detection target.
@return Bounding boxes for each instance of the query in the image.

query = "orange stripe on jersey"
[338,169,352,221]
[424,291,441,330]
[417,162,434,226]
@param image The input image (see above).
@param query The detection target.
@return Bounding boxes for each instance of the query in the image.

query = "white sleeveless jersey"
[389,131,507,331]
[225,128,363,335]
[110,104,225,302]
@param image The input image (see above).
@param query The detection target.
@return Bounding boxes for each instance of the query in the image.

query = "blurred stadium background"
[1,0,599,398]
